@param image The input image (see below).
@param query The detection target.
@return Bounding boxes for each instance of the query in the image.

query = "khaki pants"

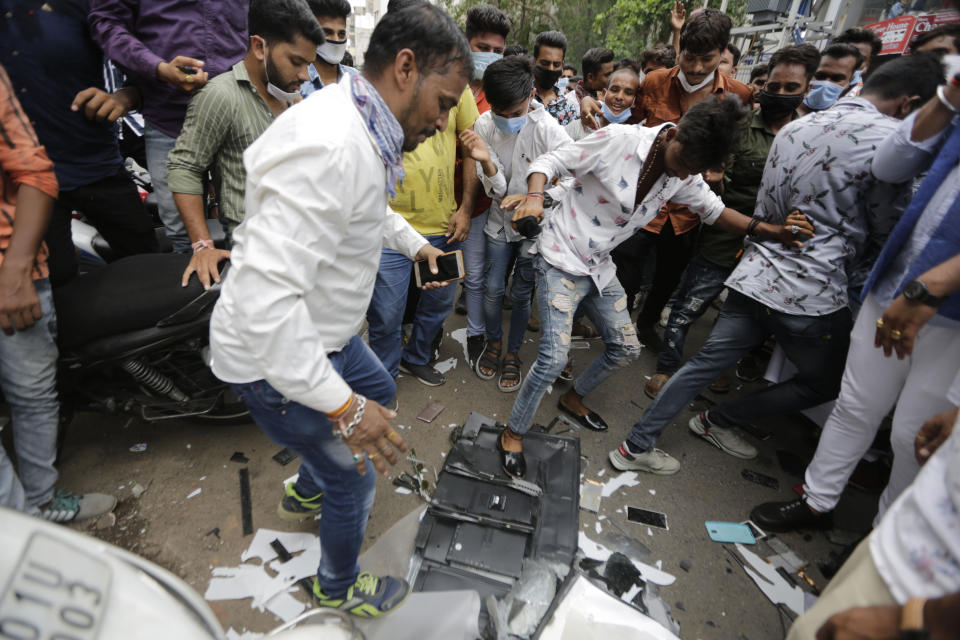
[787,537,896,639]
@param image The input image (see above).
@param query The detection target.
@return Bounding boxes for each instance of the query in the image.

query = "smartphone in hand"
[414,250,465,287]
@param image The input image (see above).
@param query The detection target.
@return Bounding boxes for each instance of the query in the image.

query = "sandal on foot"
[498,356,523,392]
[558,355,574,382]
[475,343,501,380]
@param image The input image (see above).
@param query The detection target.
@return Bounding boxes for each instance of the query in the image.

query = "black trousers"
[612,222,697,329]
[45,170,159,286]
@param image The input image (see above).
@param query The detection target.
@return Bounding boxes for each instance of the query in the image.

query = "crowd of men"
[1,0,960,635]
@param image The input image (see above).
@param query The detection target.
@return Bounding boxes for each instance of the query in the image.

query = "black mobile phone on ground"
[414,249,465,287]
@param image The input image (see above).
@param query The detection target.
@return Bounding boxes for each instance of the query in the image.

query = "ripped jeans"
[657,255,732,375]
[507,256,641,435]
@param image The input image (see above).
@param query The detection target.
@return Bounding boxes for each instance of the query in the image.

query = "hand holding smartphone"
[414,250,465,287]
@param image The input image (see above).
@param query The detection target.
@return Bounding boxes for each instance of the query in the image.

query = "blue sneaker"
[277,482,323,521]
[312,572,410,617]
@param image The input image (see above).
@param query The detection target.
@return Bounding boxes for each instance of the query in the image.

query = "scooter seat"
[54,253,217,350]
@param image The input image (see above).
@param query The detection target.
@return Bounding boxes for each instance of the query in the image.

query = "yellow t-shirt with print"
[389,86,479,235]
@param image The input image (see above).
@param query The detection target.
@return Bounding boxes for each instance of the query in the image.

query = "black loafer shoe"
[496,431,527,478]
[750,498,833,533]
[558,401,609,432]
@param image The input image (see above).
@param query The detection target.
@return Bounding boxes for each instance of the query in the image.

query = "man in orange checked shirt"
[0,65,116,523]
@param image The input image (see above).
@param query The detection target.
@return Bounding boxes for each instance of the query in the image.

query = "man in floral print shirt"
[612,55,941,475]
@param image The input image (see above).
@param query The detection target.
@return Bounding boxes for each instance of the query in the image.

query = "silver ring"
[790,225,800,235]
[352,452,364,463]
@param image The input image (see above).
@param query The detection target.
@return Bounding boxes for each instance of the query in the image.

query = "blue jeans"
[483,232,535,355]
[231,335,393,596]
[463,210,488,337]
[0,279,60,513]
[508,257,641,434]
[627,290,852,452]
[144,126,190,253]
[657,255,732,375]
[367,235,460,377]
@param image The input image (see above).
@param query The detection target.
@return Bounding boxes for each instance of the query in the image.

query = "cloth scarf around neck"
[348,73,405,198]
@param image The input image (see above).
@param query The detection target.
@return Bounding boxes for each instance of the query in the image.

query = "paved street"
[53,298,880,639]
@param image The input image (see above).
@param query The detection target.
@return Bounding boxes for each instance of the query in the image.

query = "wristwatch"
[900,597,930,639]
[903,280,947,308]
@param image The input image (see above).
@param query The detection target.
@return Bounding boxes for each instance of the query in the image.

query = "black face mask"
[758,90,805,122]
[534,65,563,91]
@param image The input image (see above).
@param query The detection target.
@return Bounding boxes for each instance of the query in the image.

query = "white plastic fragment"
[600,471,640,497]
[435,357,458,374]
[187,488,201,499]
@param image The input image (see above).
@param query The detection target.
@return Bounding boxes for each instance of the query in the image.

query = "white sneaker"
[688,412,758,459]
[608,442,680,475]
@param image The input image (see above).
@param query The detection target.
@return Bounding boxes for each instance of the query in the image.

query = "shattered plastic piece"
[450,327,469,361]
[129,443,147,452]
[131,483,147,499]
[271,539,293,563]
[649,489,656,496]
[578,533,675,586]
[241,529,317,564]
[272,448,296,466]
[600,471,640,497]
[505,559,558,637]
[435,357,457,374]
[206,528,221,539]
[580,481,602,513]
[230,451,250,464]
[240,468,253,536]
[741,469,779,490]
[595,521,603,534]
[538,574,680,640]
[734,543,806,616]
[186,488,202,499]
[225,628,264,640]
[265,590,305,622]
[679,560,692,573]
[395,486,413,495]
[603,552,642,596]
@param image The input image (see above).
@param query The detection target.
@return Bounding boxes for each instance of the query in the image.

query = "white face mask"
[677,69,715,93]
[261,41,299,104]
[317,39,347,65]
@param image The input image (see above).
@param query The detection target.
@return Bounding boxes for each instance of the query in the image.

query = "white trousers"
[803,294,960,521]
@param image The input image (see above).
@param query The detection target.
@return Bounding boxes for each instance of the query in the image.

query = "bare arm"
[0,185,53,334]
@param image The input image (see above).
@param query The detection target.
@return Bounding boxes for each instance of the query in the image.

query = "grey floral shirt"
[726,98,912,316]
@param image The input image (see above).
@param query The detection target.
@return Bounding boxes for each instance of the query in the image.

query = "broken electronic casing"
[410,412,580,633]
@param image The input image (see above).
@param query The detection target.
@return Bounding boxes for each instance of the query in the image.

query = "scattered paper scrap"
[435,357,458,374]
[601,471,641,498]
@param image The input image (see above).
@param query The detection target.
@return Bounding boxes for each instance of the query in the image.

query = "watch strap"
[907,280,947,308]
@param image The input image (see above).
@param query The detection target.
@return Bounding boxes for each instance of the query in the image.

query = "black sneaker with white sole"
[399,360,445,386]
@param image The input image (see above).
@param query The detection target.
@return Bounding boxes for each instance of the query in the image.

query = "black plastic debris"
[741,469,779,490]
[205,527,220,539]
[411,411,580,635]
[239,468,253,536]
[679,559,692,573]
[675,601,685,611]
[603,552,643,597]
[230,451,249,464]
[272,447,296,466]
[271,539,293,563]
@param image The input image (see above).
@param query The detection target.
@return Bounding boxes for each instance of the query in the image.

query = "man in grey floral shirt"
[611,55,940,474]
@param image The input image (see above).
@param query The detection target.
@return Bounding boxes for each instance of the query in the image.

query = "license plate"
[0,533,111,639]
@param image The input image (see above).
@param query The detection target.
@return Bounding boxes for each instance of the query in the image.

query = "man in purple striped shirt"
[88,0,249,252]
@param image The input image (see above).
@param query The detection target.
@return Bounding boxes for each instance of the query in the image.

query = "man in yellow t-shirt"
[367,86,480,388]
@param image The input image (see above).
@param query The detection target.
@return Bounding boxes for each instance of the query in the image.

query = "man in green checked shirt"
[167,0,323,290]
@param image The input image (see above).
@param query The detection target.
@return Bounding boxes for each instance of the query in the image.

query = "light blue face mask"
[471,51,502,81]
[602,101,632,124]
[803,80,845,111]
[492,112,527,135]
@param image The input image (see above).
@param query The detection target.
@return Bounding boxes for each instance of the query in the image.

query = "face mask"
[492,112,527,135]
[317,39,347,65]
[534,65,562,91]
[758,90,804,121]
[261,41,299,103]
[601,100,632,124]
[677,69,715,93]
[803,80,844,111]
[471,51,502,81]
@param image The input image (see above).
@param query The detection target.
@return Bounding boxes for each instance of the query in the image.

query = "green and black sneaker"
[276,482,323,521]
[311,572,410,618]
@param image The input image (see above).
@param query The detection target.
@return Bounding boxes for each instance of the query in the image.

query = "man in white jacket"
[208,4,469,618]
